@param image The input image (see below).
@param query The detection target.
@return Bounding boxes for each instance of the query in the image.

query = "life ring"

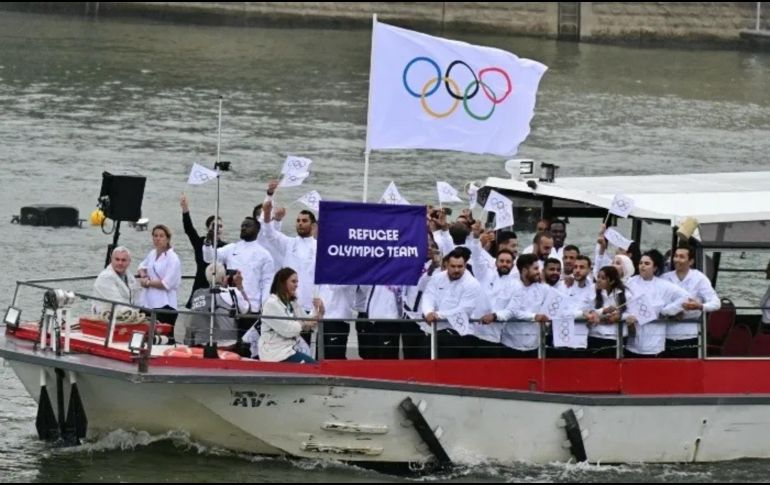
[217,350,241,361]
[162,346,240,360]
[162,347,193,358]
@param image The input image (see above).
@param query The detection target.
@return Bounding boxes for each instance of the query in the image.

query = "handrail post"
[316,319,325,361]
[537,323,546,359]
[104,303,117,348]
[138,311,156,373]
[430,321,438,360]
[616,320,624,359]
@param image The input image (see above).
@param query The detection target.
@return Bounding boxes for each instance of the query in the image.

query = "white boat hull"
[8,355,770,465]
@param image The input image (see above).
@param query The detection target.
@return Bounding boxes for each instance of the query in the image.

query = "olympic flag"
[366,21,548,157]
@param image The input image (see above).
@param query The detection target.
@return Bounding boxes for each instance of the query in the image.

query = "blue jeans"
[282,352,317,364]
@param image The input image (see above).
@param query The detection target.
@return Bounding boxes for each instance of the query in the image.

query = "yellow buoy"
[90,209,106,226]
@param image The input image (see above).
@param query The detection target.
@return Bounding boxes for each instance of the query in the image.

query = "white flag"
[297,190,321,213]
[367,21,548,156]
[187,163,218,186]
[446,311,472,336]
[552,315,576,348]
[380,181,410,205]
[540,287,567,321]
[436,181,463,204]
[609,194,635,218]
[278,171,309,188]
[281,155,313,175]
[467,183,480,209]
[604,228,633,251]
[628,294,658,326]
[483,189,513,230]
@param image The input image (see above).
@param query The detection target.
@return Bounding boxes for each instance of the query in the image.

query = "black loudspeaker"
[98,172,146,222]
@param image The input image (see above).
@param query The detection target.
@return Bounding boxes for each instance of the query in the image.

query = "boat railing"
[4,278,763,373]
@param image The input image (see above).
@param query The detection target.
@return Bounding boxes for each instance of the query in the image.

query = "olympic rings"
[402,57,514,120]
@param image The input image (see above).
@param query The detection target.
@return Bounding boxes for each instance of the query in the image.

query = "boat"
[2,168,770,469]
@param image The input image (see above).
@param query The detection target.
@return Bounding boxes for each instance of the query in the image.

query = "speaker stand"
[103,220,122,268]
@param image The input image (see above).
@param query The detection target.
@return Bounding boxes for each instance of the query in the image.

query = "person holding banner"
[662,243,721,358]
[259,268,324,363]
[421,248,483,358]
[624,250,689,357]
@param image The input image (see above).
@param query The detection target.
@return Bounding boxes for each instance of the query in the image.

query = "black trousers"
[322,319,349,360]
[664,338,699,358]
[499,347,538,358]
[366,320,402,359]
[401,320,430,359]
[586,336,621,358]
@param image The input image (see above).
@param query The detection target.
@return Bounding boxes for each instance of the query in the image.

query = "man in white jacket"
[92,246,141,318]
[421,248,482,358]
[662,243,720,357]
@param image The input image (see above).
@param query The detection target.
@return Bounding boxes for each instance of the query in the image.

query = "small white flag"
[380,181,410,205]
[436,181,463,204]
[483,189,514,230]
[604,228,633,251]
[278,171,310,188]
[552,315,576,348]
[540,287,567,320]
[297,190,321,213]
[446,311,472,336]
[281,155,313,175]
[609,194,635,218]
[467,183,480,210]
[628,294,658,326]
[187,163,218,186]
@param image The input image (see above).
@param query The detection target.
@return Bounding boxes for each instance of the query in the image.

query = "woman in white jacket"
[259,268,324,363]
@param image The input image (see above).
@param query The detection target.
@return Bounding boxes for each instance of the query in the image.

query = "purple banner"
[315,201,427,285]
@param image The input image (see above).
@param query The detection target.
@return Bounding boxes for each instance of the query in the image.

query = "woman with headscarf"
[613,254,636,284]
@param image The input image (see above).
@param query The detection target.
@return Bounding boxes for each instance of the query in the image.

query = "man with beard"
[553,255,595,356]
[203,217,274,314]
[494,254,550,357]
[561,245,580,281]
[476,249,518,357]
[543,258,563,288]
[261,199,317,314]
[421,248,482,358]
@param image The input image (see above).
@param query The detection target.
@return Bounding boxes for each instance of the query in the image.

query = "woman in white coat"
[138,224,182,326]
[259,268,324,363]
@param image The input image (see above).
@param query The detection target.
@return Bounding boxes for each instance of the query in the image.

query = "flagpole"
[362,13,378,202]
[205,96,223,358]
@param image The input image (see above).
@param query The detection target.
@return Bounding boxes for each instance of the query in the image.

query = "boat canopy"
[482,171,770,250]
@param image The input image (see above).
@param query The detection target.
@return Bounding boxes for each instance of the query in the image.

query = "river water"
[1,11,769,482]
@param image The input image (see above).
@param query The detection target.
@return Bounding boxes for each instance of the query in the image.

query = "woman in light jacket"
[259,267,324,363]
[138,224,182,326]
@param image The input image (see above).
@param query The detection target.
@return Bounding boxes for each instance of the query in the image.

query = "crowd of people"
[93,180,760,362]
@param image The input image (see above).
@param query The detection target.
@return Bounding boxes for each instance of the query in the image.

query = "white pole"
[209,96,223,349]
[363,150,371,202]
[757,2,762,31]
[362,14,378,202]
[430,325,437,360]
